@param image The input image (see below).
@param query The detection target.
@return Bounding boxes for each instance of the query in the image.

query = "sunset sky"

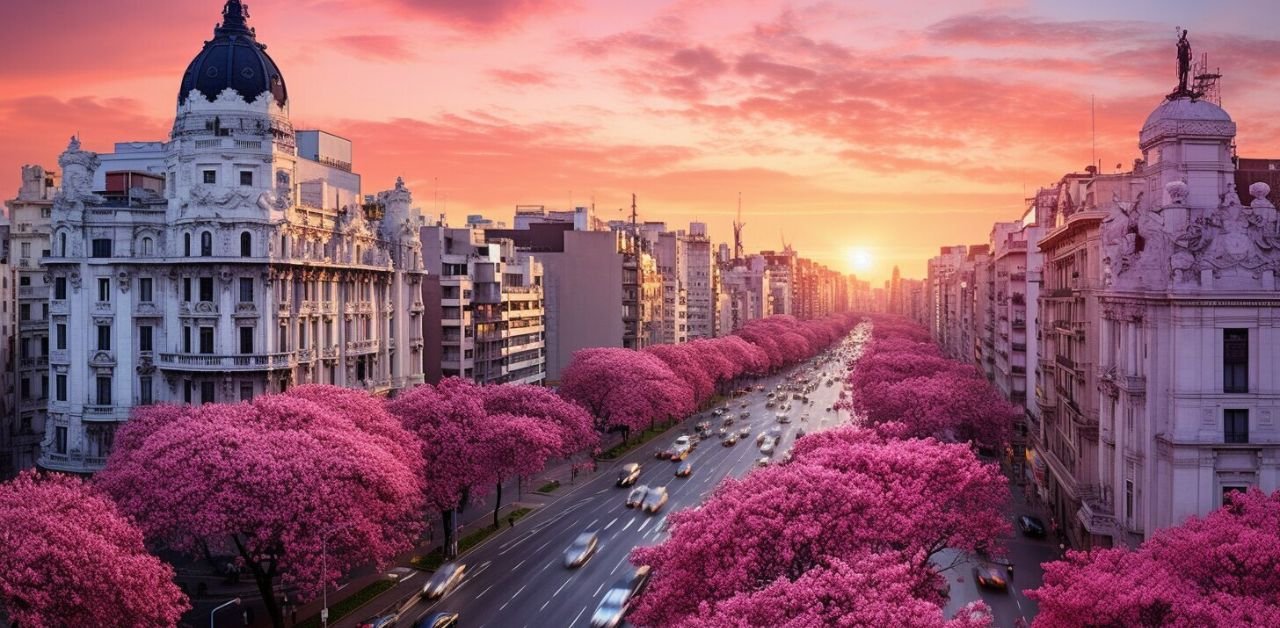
[4,0,1280,283]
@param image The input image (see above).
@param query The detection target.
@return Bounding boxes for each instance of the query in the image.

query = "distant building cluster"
[913,43,1280,551]
[0,0,854,478]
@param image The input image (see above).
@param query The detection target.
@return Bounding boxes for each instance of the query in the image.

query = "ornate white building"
[38,0,425,474]
[1093,35,1280,547]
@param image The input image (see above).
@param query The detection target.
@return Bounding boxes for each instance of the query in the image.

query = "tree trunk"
[443,509,459,559]
[233,536,283,628]
[492,482,503,529]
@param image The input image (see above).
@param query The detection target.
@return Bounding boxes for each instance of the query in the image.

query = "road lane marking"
[572,606,588,626]
[513,558,526,571]
[594,579,608,596]
[540,600,551,612]
[604,517,618,530]
[475,583,495,599]
[621,518,635,532]
[498,584,527,611]
[638,517,651,532]
[553,578,571,598]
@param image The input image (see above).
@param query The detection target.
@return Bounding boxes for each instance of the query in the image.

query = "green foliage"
[295,579,396,628]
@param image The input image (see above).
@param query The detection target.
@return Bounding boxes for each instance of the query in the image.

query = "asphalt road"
[368,344,860,628]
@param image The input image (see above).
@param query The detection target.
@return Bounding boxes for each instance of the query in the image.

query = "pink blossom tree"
[1029,488,1280,627]
[0,471,188,628]
[646,343,715,406]
[630,428,1008,626]
[98,386,425,628]
[474,412,563,528]
[481,383,598,456]
[854,371,1016,448]
[559,348,694,439]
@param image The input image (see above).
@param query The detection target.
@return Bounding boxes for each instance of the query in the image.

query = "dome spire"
[216,0,254,38]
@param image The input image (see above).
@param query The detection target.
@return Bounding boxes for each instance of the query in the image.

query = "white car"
[421,562,466,600]
[564,532,600,568]
[642,486,669,513]
[760,439,775,456]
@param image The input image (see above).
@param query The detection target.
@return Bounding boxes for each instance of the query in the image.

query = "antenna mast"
[732,192,745,261]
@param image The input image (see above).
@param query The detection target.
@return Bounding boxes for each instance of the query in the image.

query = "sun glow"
[846,247,874,274]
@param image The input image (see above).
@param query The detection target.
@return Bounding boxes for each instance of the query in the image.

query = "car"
[1017,515,1047,537]
[756,433,767,446]
[723,435,738,446]
[717,427,728,438]
[420,562,466,600]
[722,416,735,426]
[564,532,600,568]
[755,457,770,467]
[777,414,791,423]
[625,485,649,508]
[642,486,669,513]
[356,614,398,628]
[767,392,776,399]
[972,563,1008,590]
[760,440,775,456]
[669,448,689,461]
[663,448,681,460]
[675,462,693,478]
[617,463,642,487]
[590,566,652,628]
[740,411,750,419]
[654,447,670,459]
[674,435,691,449]
[414,613,459,628]
[738,426,751,437]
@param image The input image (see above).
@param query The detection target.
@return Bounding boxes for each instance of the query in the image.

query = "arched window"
[141,237,153,257]
[200,231,212,257]
[184,233,192,256]
[59,233,67,256]
[280,235,287,257]
[240,232,252,257]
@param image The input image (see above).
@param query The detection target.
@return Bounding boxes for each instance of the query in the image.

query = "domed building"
[39,0,427,474]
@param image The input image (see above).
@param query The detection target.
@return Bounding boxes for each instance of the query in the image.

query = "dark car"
[1017,515,1047,537]
[617,463,642,487]
[675,462,693,478]
[414,612,458,628]
[972,563,1008,590]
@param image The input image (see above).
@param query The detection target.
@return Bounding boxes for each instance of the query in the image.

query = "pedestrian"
[508,514,516,528]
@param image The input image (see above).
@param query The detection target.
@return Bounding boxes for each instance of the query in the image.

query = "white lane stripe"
[604,517,618,530]
[553,577,571,598]
[621,518,635,532]
[572,606,588,627]
[475,583,495,599]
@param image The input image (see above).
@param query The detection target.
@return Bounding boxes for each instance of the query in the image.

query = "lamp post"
[320,523,356,628]
[209,598,240,628]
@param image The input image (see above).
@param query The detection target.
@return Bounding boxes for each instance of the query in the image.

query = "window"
[40,375,48,400]
[139,277,153,302]
[183,326,192,353]
[1125,479,1134,521]
[54,277,66,300]
[56,374,67,402]
[240,232,252,257]
[199,327,214,354]
[97,325,111,351]
[91,238,112,258]
[239,327,254,354]
[19,304,29,321]
[1224,409,1249,444]
[141,237,153,256]
[19,276,29,286]
[203,169,217,184]
[239,278,254,303]
[299,322,307,349]
[240,171,253,186]
[184,233,192,256]
[199,277,213,302]
[59,233,67,256]
[201,381,215,405]
[20,379,29,400]
[183,380,192,404]
[279,323,288,351]
[139,376,153,405]
[240,382,254,402]
[139,325,153,352]
[1224,329,1248,393]
[200,231,212,256]
[55,426,67,454]
[20,242,30,258]
[183,277,192,302]
[96,376,112,405]
[56,324,66,350]
[97,277,111,302]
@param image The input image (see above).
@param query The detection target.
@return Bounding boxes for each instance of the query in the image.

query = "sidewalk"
[181,411,698,628]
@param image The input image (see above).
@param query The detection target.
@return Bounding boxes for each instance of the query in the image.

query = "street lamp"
[320,523,357,628]
[209,598,240,628]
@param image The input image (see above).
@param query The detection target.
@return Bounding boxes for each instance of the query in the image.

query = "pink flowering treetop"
[686,338,739,390]
[387,377,493,512]
[472,412,563,527]
[646,343,715,406]
[481,383,599,457]
[853,370,1016,448]
[1029,488,1280,627]
[679,554,993,628]
[630,431,1007,627]
[560,348,695,438]
[712,335,771,377]
[98,386,424,628]
[0,471,188,628]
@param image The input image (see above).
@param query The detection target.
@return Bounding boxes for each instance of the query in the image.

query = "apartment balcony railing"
[1118,374,1146,394]
[346,339,379,354]
[157,352,293,371]
[1011,342,1027,352]
[19,356,49,369]
[1046,287,1075,298]
[1012,319,1026,330]
[1077,484,1117,536]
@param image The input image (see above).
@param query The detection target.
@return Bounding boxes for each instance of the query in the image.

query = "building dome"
[1139,96,1234,149]
[177,0,287,108]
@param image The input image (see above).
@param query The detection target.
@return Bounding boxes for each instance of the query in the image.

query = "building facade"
[685,222,718,339]
[37,0,425,475]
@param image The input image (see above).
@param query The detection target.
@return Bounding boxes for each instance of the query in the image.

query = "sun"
[846,247,874,273]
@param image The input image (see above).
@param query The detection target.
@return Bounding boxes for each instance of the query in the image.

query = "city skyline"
[5,0,1280,283]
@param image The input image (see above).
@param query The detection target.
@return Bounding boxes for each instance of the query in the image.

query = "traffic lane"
[938,532,1057,627]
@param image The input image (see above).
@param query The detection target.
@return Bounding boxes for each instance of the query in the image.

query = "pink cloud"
[331,35,414,62]
[487,68,556,86]
[370,0,573,30]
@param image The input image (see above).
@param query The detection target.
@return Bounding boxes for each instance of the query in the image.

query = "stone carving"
[1165,180,1189,206]
[136,356,156,375]
[54,136,105,221]
[69,269,82,292]
[1102,192,1142,283]
[1168,180,1280,282]
[188,184,255,210]
[117,270,131,293]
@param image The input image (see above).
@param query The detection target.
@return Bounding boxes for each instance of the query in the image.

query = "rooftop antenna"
[1091,94,1096,177]
[732,192,745,261]
[1193,51,1222,106]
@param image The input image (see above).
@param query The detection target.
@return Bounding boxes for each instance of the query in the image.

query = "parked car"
[675,462,693,478]
[414,613,458,628]
[564,532,600,568]
[1017,515,1047,538]
[642,486,669,513]
[625,485,649,508]
[591,566,652,628]
[356,614,398,628]
[972,563,1008,590]
[755,457,770,467]
[420,562,466,600]
[617,463,642,487]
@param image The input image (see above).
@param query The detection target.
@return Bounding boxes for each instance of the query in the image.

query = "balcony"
[82,404,121,422]
[1119,374,1146,394]
[1046,287,1075,299]
[347,339,379,354]
[39,451,109,474]
[1056,354,1077,370]
[1077,485,1117,536]
[18,285,48,299]
[180,301,219,317]
[19,356,49,369]
[1012,319,1026,330]
[157,352,293,371]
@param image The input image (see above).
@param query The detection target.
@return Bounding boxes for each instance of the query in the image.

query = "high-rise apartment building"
[37,0,425,475]
[685,222,718,339]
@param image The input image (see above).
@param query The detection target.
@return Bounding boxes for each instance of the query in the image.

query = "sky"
[3,0,1280,284]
